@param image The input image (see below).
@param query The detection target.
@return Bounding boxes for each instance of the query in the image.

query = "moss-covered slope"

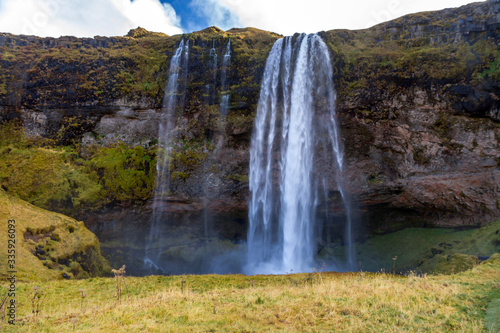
[0,120,158,216]
[322,0,500,120]
[336,219,500,274]
[0,188,110,281]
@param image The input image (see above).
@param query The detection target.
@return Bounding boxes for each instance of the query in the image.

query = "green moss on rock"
[420,253,478,274]
[87,142,156,202]
[348,219,500,274]
[0,121,103,215]
[0,121,159,215]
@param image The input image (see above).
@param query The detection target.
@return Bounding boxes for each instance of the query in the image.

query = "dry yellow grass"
[1,254,499,332]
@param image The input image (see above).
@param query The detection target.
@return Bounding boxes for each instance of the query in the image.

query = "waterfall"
[247,33,353,274]
[144,39,189,271]
[209,39,217,103]
[219,39,231,119]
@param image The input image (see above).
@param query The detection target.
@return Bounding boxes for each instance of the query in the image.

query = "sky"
[0,0,481,38]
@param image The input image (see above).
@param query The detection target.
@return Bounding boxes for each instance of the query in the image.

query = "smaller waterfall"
[202,39,233,240]
[210,39,218,74]
[209,39,218,104]
[145,39,189,271]
[203,40,231,242]
[219,39,231,119]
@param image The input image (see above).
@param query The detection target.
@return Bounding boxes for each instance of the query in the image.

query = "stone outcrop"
[0,1,499,231]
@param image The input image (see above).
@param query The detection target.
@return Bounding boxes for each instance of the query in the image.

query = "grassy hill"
[0,188,110,282]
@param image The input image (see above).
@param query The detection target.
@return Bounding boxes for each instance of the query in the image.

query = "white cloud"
[204,0,478,35]
[0,0,183,37]
[0,0,479,38]
[189,0,240,31]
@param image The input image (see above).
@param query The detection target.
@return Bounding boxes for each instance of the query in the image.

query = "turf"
[1,254,499,332]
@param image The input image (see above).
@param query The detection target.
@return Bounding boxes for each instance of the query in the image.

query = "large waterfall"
[144,39,189,271]
[247,33,353,274]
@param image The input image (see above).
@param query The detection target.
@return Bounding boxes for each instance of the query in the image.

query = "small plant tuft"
[31,286,44,315]
[392,256,398,274]
[79,289,87,310]
[181,276,186,292]
[0,290,9,323]
[111,265,129,300]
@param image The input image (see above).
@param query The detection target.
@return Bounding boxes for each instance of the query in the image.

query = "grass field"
[1,254,499,332]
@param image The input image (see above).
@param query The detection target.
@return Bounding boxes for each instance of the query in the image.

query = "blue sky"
[165,0,240,32]
[0,0,480,37]
[165,0,205,31]
[165,0,221,32]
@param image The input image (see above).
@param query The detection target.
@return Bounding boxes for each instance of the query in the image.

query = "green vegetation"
[226,174,249,182]
[0,121,102,214]
[1,256,499,331]
[0,120,157,214]
[320,19,500,112]
[0,118,224,214]
[87,143,156,203]
[342,219,500,274]
[0,32,175,106]
[0,189,110,281]
[170,139,209,181]
[367,174,382,185]
[0,26,279,110]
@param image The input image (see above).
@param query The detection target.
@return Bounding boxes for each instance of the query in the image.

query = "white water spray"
[145,39,189,270]
[219,39,231,119]
[247,34,354,274]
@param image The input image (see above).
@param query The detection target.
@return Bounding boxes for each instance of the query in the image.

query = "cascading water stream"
[203,39,232,243]
[219,39,231,119]
[209,39,218,104]
[247,33,354,274]
[144,39,189,271]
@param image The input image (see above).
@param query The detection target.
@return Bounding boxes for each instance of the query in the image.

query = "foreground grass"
[2,255,499,332]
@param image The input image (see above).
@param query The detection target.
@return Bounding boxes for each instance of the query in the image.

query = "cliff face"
[310,0,500,230]
[327,0,500,229]
[0,1,499,231]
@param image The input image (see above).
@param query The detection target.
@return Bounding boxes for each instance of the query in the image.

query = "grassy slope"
[0,255,498,332]
[0,188,110,282]
[350,219,500,274]
[320,219,500,275]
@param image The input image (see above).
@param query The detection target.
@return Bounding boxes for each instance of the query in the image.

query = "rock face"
[0,1,499,231]
[330,0,500,229]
